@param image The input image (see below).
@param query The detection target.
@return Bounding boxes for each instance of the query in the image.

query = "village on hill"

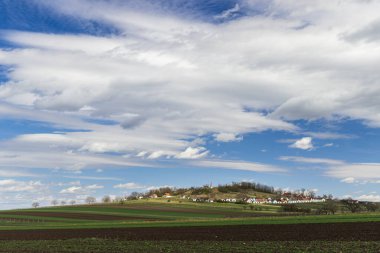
[125,182,329,205]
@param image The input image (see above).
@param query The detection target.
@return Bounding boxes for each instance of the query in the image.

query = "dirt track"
[0,222,379,241]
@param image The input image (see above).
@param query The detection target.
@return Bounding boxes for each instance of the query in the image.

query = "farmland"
[1,199,379,229]
[0,199,379,252]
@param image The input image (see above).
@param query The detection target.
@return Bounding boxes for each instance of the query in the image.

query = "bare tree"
[86,196,96,204]
[127,192,141,200]
[317,201,338,215]
[102,195,111,203]
[61,201,66,206]
[70,200,76,205]
[51,200,58,206]
[114,196,125,204]
[341,198,361,213]
[32,202,39,208]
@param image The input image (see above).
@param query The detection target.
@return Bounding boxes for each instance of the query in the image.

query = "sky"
[1,0,380,209]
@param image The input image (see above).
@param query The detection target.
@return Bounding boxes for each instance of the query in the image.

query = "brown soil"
[0,217,47,223]
[0,211,157,221]
[0,222,378,241]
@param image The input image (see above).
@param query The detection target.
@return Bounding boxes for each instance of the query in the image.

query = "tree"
[86,196,96,204]
[325,201,338,214]
[32,202,39,208]
[61,201,66,206]
[51,200,58,206]
[114,196,125,204]
[127,192,141,200]
[70,200,76,205]
[363,202,379,212]
[341,199,361,213]
[102,195,111,203]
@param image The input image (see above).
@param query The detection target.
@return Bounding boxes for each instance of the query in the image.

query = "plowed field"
[0,222,378,241]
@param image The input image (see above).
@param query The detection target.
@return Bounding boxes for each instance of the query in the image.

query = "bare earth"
[0,222,379,241]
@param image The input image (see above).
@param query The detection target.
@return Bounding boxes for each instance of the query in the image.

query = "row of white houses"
[246,198,326,204]
[191,197,326,204]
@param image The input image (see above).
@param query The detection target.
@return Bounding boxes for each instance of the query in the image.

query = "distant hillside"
[131,181,327,203]
[140,181,278,199]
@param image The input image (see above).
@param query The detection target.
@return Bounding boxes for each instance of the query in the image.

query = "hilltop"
[124,181,328,205]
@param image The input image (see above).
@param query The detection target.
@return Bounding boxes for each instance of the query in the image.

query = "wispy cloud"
[194,160,285,173]
[327,163,380,183]
[1,0,380,207]
[60,184,104,194]
[113,182,146,189]
[279,156,345,166]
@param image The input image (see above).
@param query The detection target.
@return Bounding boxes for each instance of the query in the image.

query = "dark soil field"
[0,222,378,241]
[0,211,157,221]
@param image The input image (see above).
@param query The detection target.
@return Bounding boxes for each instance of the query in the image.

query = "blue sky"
[1,0,380,209]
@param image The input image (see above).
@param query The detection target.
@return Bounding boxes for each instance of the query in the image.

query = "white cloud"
[341,177,356,184]
[63,175,120,181]
[0,169,37,178]
[0,0,380,198]
[214,3,240,20]
[356,194,380,202]
[60,184,103,194]
[60,186,82,194]
[327,163,380,182]
[176,147,209,159]
[194,160,285,173]
[289,137,314,150]
[146,185,173,191]
[86,184,104,190]
[113,182,146,189]
[304,132,354,140]
[279,156,345,165]
[147,151,167,160]
[214,133,243,142]
[0,179,44,192]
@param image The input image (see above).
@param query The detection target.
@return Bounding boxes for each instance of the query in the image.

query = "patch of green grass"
[0,212,379,231]
[0,239,378,253]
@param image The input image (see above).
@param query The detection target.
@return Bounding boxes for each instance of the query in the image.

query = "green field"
[0,199,379,252]
[0,199,379,230]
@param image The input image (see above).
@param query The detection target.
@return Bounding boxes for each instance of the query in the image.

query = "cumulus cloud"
[147,151,167,159]
[289,137,314,150]
[176,147,209,159]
